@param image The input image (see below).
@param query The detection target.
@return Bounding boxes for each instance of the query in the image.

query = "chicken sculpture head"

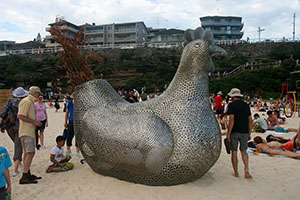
[73,27,225,186]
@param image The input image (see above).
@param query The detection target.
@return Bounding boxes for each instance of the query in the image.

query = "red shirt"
[214,96,223,110]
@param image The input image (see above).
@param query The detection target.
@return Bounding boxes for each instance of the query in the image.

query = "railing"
[2,38,300,57]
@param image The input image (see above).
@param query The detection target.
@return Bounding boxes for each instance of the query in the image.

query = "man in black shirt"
[226,88,252,179]
[126,90,138,103]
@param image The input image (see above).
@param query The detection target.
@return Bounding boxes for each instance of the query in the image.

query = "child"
[47,136,73,173]
[0,146,12,199]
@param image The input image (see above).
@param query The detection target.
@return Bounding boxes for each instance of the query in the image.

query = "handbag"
[63,128,68,138]
[0,110,15,129]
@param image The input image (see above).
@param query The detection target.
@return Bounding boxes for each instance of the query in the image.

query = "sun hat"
[227,88,243,97]
[217,91,223,95]
[29,86,42,95]
[12,87,29,98]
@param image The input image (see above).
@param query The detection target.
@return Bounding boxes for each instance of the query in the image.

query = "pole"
[293,13,296,41]
[258,27,265,42]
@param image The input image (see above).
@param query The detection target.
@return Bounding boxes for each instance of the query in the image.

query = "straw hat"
[12,87,28,98]
[29,86,42,95]
[227,88,243,97]
[217,91,223,95]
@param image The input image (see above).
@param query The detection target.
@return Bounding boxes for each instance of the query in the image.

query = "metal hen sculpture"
[73,27,226,186]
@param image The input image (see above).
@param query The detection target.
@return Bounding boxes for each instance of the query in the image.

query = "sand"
[1,105,300,200]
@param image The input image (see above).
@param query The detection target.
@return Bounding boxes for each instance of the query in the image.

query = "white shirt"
[49,146,64,165]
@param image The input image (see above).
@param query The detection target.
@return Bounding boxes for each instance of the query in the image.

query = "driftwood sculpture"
[73,27,226,186]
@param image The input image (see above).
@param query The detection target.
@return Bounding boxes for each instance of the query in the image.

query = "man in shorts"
[18,86,42,184]
[226,88,252,178]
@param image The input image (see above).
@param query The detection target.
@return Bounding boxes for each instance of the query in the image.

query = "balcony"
[114,28,136,34]
[85,29,104,35]
[59,25,79,33]
[202,21,244,28]
[211,30,243,36]
[114,37,136,42]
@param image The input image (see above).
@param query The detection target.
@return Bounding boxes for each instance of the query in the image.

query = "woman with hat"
[0,87,28,177]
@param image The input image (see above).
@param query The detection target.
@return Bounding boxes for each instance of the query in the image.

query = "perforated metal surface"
[73,27,222,186]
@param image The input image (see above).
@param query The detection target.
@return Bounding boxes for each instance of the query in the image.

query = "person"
[54,97,60,112]
[18,86,42,184]
[219,113,227,130]
[0,87,28,177]
[266,125,300,151]
[253,136,300,158]
[274,110,285,124]
[266,134,290,144]
[0,146,12,200]
[251,113,268,133]
[214,91,224,119]
[125,90,138,103]
[266,111,279,127]
[46,136,72,173]
[64,93,80,158]
[226,88,252,178]
[34,95,48,149]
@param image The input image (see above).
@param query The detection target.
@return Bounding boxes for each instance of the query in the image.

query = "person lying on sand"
[266,132,300,151]
[253,136,300,159]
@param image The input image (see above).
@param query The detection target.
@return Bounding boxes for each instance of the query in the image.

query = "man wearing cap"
[214,91,224,119]
[226,88,252,179]
[0,87,28,177]
[17,86,42,184]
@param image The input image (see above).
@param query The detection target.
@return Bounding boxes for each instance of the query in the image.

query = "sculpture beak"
[210,45,227,57]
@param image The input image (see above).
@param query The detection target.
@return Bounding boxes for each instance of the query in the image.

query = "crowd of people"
[0,86,77,199]
[212,88,300,179]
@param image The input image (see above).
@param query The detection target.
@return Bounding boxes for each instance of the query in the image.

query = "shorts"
[0,186,6,200]
[215,109,224,115]
[20,136,35,153]
[230,133,249,151]
[281,140,294,151]
[36,120,47,132]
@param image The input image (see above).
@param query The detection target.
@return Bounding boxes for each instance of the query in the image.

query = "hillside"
[0,41,299,97]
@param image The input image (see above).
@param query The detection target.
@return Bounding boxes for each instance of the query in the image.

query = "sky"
[1,0,300,43]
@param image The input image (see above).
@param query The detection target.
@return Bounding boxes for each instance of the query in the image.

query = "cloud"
[0,0,300,42]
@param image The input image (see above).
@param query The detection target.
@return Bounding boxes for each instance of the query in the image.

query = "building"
[0,41,15,51]
[45,17,80,47]
[82,21,148,48]
[200,16,243,41]
[147,28,184,48]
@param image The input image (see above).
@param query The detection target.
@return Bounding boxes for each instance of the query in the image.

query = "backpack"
[0,101,16,129]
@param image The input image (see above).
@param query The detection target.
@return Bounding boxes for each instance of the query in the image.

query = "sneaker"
[30,174,42,180]
[75,153,80,159]
[13,171,20,177]
[41,145,47,149]
[19,163,23,168]
[19,178,38,184]
[36,144,41,150]
[66,150,71,155]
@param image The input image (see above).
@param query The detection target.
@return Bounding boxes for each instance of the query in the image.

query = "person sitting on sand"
[267,111,279,126]
[47,136,72,173]
[252,113,268,133]
[253,136,300,158]
[273,110,285,124]
[219,113,227,130]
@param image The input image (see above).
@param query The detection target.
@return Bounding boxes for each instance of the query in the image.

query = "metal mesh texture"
[73,28,222,186]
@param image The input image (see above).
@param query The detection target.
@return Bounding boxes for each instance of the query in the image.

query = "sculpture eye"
[194,43,200,48]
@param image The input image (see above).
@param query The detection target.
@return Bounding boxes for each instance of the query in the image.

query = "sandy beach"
[1,104,300,200]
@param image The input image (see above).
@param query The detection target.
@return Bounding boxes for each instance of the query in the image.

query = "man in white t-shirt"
[47,136,72,173]
[252,113,268,132]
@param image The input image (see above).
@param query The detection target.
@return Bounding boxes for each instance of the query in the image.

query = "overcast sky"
[1,0,300,43]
